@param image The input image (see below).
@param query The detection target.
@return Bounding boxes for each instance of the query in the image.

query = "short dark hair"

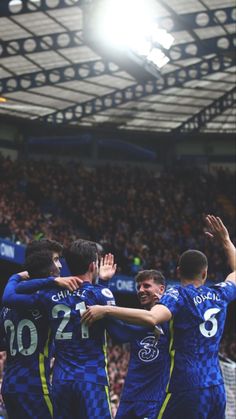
[25,250,54,278]
[64,239,98,275]
[25,239,63,259]
[135,270,166,287]
[178,250,208,280]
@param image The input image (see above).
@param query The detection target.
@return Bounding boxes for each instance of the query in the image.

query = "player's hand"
[154,325,164,340]
[81,305,106,326]
[17,271,29,280]
[54,276,83,292]
[99,253,117,281]
[205,215,230,243]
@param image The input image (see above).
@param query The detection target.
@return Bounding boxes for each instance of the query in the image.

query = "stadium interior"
[0,1,235,418]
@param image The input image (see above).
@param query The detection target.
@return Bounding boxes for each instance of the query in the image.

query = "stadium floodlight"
[147,48,170,69]
[83,0,174,80]
[96,0,152,49]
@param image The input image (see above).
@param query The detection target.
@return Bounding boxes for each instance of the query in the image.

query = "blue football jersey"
[34,282,116,386]
[159,280,236,392]
[5,280,115,385]
[0,304,52,396]
[2,276,116,386]
[121,322,170,402]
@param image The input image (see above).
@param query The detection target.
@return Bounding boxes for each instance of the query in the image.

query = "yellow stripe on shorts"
[39,331,53,417]
[166,319,175,393]
[157,393,172,419]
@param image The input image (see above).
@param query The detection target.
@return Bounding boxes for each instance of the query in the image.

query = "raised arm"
[206,215,236,282]
[98,253,117,286]
[224,271,236,284]
[82,304,172,327]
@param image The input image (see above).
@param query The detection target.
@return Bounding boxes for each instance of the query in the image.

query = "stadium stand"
[0,154,235,281]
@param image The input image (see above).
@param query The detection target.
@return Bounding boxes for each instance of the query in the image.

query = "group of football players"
[0,215,235,419]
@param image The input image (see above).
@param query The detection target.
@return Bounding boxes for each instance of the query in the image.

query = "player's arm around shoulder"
[149,304,172,325]
[157,285,184,317]
[2,272,28,306]
[80,285,116,326]
[2,271,53,309]
[16,276,83,294]
[82,301,172,327]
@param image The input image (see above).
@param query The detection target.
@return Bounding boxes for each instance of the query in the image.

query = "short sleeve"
[97,287,116,306]
[159,287,184,315]
[212,281,236,304]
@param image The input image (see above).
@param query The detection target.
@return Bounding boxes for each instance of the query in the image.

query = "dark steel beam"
[158,7,236,32]
[2,2,234,31]
[175,86,236,132]
[0,60,118,95]
[168,34,236,62]
[2,31,235,62]
[41,54,234,124]
[0,0,81,16]
[0,30,83,59]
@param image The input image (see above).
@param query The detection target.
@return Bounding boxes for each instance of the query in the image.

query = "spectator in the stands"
[0,153,235,280]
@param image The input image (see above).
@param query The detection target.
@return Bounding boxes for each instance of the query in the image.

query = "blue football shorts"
[52,380,112,419]
[157,384,226,419]
[116,400,162,419]
[2,392,53,419]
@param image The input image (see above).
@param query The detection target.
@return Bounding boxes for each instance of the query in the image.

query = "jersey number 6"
[199,308,221,338]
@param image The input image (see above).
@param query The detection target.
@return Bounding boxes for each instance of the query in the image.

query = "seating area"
[0,154,235,280]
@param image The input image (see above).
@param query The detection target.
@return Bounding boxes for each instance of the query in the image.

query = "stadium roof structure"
[0,0,235,134]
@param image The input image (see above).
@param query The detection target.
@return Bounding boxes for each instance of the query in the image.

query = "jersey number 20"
[4,319,38,356]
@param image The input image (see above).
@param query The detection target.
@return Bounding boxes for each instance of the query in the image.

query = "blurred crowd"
[220,333,236,363]
[107,342,130,416]
[0,154,235,280]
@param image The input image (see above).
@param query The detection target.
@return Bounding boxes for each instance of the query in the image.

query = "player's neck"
[181,278,205,288]
[76,273,93,283]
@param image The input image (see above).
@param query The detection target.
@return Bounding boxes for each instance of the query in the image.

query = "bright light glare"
[97,0,153,51]
[147,48,169,68]
[151,27,174,50]
[96,0,173,68]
